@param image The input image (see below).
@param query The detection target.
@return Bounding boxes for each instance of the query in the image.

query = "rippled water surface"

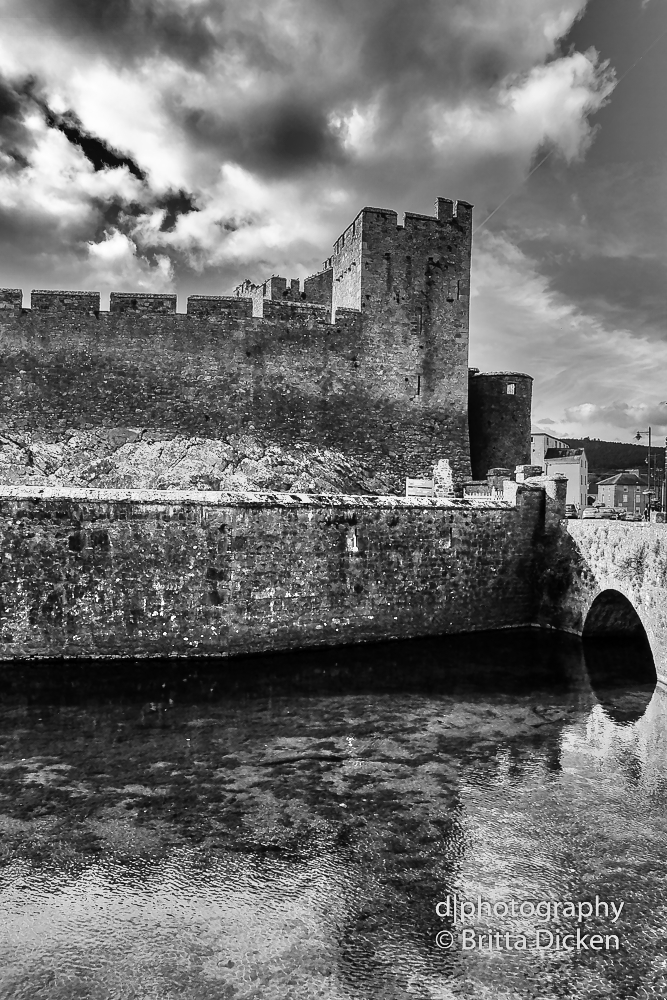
[0,631,665,999]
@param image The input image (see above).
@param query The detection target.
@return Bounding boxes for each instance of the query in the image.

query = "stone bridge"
[541,520,667,685]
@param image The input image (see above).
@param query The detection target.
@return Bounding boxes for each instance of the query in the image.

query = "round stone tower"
[468,370,533,480]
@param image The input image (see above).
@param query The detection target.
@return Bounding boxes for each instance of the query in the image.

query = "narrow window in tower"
[506,383,515,395]
[417,375,422,396]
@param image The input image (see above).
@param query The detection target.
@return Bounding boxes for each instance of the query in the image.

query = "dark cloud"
[0,77,22,136]
[165,0,535,179]
[158,190,197,233]
[170,0,543,175]
[45,108,146,180]
[182,98,346,178]
[548,253,667,335]
[0,75,36,169]
[0,74,147,181]
[27,0,222,68]
[328,0,520,101]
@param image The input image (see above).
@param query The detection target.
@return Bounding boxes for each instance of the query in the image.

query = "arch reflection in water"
[561,678,667,796]
[582,589,657,723]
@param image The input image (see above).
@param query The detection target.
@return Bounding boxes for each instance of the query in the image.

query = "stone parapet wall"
[0,483,544,661]
[0,484,515,509]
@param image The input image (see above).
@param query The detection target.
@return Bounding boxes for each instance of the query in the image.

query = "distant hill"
[564,438,664,489]
[563,437,664,473]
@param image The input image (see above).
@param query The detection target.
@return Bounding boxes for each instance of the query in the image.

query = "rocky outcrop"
[0,428,392,495]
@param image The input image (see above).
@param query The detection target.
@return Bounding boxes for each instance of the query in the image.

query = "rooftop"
[544,448,585,460]
[596,473,647,487]
[531,427,568,439]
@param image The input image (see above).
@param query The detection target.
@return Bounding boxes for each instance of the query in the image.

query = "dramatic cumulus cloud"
[562,402,667,432]
[0,0,611,296]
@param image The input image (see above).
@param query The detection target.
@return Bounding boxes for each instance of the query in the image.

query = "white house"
[544,449,589,511]
[531,428,588,511]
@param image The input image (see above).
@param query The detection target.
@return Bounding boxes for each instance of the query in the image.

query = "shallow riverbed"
[0,631,664,999]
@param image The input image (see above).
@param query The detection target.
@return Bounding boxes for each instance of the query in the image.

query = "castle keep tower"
[236,197,474,483]
[325,197,474,481]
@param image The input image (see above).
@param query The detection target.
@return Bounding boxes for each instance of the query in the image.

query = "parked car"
[582,508,601,519]
[593,507,620,520]
[564,504,579,519]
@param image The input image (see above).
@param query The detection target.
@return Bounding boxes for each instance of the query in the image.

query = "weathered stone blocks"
[0,484,544,661]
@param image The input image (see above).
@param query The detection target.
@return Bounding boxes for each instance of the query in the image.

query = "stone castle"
[0,196,532,492]
[0,195,665,676]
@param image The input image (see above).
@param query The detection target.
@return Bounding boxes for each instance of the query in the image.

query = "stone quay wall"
[0,482,545,661]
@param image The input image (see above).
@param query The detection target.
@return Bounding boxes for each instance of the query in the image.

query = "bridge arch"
[583,589,649,640]
[582,589,657,698]
[547,522,667,686]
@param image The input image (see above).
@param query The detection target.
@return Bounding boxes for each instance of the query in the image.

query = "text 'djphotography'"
[435,895,625,953]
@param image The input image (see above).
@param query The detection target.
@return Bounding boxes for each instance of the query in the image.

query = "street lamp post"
[661,405,667,515]
[635,427,652,517]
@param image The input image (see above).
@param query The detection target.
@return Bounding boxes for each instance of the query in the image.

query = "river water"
[0,630,664,1000]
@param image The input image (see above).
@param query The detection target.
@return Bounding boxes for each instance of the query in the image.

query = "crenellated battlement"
[186,295,254,319]
[110,292,176,314]
[0,289,22,311]
[303,268,333,307]
[31,290,100,313]
[261,299,330,324]
[0,287,360,331]
[232,274,306,316]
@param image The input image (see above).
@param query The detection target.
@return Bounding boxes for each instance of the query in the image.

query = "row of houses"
[530,430,650,514]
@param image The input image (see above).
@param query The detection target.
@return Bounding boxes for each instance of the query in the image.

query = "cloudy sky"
[0,0,665,441]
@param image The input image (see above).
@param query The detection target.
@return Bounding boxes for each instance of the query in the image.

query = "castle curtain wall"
[0,198,475,492]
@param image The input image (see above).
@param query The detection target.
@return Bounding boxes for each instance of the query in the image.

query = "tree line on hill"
[563,438,665,500]
[564,437,665,478]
